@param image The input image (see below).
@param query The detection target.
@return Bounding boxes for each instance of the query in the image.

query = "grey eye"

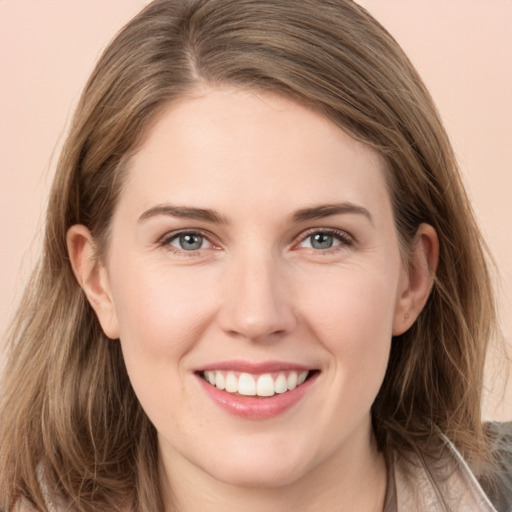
[172,233,206,251]
[298,231,348,251]
[309,233,335,249]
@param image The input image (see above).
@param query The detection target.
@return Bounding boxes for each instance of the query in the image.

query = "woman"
[0,0,510,511]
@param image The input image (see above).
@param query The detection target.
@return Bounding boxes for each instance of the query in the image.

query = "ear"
[392,223,439,335]
[67,224,120,339]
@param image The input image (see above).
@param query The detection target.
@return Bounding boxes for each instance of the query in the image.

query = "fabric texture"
[15,423,512,511]
[385,422,512,512]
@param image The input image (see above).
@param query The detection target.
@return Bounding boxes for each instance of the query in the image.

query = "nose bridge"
[218,244,296,341]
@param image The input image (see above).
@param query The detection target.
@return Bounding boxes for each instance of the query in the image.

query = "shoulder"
[479,421,512,512]
[391,424,512,511]
[484,420,512,461]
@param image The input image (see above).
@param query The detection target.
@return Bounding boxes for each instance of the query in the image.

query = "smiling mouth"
[199,369,318,397]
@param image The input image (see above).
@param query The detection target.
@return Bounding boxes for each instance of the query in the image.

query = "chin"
[199,439,315,489]
[210,459,309,489]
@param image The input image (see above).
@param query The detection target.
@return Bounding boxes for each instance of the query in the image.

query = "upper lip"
[196,360,315,374]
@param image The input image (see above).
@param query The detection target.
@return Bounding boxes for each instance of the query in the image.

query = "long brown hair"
[0,0,499,510]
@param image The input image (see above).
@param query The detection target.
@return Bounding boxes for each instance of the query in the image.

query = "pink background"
[1,1,511,419]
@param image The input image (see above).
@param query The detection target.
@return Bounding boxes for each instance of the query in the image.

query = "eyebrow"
[291,203,373,224]
[138,204,228,224]
[138,201,373,225]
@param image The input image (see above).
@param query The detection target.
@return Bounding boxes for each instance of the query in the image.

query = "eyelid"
[156,227,354,254]
[292,227,355,250]
[158,229,220,253]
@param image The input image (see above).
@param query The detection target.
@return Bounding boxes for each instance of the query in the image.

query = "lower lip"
[196,372,319,420]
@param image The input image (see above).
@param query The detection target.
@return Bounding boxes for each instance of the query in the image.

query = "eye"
[297,229,353,251]
[166,232,213,251]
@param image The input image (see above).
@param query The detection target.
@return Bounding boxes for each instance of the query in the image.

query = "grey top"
[16,423,512,511]
[385,422,512,512]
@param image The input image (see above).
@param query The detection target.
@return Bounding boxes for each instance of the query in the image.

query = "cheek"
[108,262,217,427]
[110,260,218,356]
[302,263,399,340]
[299,265,398,394]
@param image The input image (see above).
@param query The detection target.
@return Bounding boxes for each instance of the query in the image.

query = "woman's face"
[88,87,416,488]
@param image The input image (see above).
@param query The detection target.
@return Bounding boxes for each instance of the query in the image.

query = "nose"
[217,251,297,342]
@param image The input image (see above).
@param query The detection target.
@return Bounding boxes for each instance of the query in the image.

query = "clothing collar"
[385,432,498,512]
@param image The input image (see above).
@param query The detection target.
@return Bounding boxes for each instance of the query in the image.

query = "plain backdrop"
[1,0,511,419]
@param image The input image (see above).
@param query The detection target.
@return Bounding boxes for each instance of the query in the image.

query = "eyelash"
[293,228,354,253]
[159,229,216,257]
[158,228,354,256]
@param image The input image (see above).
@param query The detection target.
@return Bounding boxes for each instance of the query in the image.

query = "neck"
[159,423,388,512]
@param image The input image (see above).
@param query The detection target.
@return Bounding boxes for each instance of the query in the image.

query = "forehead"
[121,86,390,219]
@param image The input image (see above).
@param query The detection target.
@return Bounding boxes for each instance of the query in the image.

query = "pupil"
[312,233,333,249]
[180,234,202,250]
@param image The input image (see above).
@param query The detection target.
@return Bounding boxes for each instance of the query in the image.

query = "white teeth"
[238,373,256,396]
[205,369,312,396]
[256,374,275,397]
[225,371,238,392]
[215,371,225,390]
[297,371,308,386]
[287,372,298,390]
[274,373,288,394]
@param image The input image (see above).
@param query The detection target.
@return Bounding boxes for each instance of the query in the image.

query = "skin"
[68,87,438,512]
